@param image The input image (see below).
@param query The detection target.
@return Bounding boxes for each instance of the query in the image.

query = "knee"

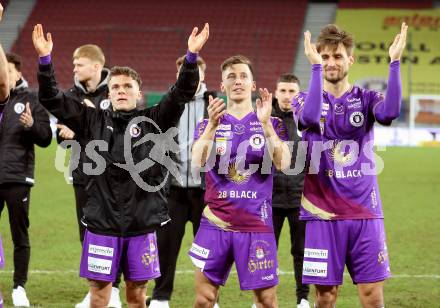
[315,285,338,306]
[194,291,216,308]
[254,291,277,308]
[90,292,109,308]
[359,285,384,307]
[126,281,147,306]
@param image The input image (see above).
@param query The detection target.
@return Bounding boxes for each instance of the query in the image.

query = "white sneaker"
[108,287,122,308]
[251,304,257,308]
[12,286,30,307]
[75,291,90,308]
[149,299,170,308]
[213,303,220,308]
[297,299,311,308]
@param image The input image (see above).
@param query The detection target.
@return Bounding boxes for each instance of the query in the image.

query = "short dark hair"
[220,55,254,77]
[109,66,142,88]
[317,24,354,55]
[176,55,206,72]
[277,73,300,86]
[6,53,22,72]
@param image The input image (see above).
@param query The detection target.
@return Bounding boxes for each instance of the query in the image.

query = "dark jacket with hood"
[0,78,52,186]
[56,68,110,185]
[271,97,305,208]
[38,59,199,236]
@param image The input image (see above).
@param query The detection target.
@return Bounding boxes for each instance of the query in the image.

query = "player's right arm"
[191,96,226,168]
[294,30,323,130]
[32,24,86,134]
[0,4,10,101]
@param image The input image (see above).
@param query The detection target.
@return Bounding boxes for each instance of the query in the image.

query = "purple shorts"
[0,235,4,268]
[80,230,161,282]
[302,219,391,285]
[189,226,278,290]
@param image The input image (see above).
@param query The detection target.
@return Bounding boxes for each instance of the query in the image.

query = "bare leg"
[252,285,278,308]
[194,269,220,308]
[89,279,112,308]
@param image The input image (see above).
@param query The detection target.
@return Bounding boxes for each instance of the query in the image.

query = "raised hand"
[256,88,273,125]
[32,24,53,57]
[19,103,34,128]
[389,22,408,62]
[188,23,209,53]
[304,30,322,65]
[57,124,75,140]
[207,95,226,128]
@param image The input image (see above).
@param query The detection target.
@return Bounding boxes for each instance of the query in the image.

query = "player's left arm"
[373,22,408,124]
[257,88,291,170]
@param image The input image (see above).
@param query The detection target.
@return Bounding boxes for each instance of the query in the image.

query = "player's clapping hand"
[19,103,34,128]
[188,23,209,53]
[32,24,53,57]
[389,22,408,62]
[304,30,322,65]
[207,95,226,128]
[57,124,75,140]
[256,88,273,125]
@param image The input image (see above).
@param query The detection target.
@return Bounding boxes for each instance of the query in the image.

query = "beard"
[324,70,348,84]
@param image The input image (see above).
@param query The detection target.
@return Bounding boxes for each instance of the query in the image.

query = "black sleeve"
[144,58,199,131]
[27,97,53,148]
[37,62,88,136]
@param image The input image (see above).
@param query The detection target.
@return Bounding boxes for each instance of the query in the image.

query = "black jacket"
[0,79,52,186]
[271,98,305,208]
[38,59,199,236]
[56,69,110,185]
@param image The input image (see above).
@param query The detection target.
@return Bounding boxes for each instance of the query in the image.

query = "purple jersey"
[194,112,287,232]
[293,86,385,220]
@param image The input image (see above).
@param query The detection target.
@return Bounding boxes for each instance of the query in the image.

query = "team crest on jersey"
[14,102,25,114]
[249,133,265,150]
[129,124,141,137]
[234,124,245,135]
[100,99,111,110]
[334,103,344,115]
[349,111,364,127]
[226,157,251,184]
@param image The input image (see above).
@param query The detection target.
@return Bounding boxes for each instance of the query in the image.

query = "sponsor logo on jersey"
[190,243,210,259]
[249,121,260,126]
[347,98,362,109]
[250,126,263,132]
[226,158,251,184]
[218,124,231,130]
[304,248,328,259]
[14,102,25,114]
[261,274,274,281]
[302,261,327,277]
[215,137,227,156]
[249,133,265,150]
[334,103,344,115]
[328,140,357,167]
[88,244,114,257]
[248,240,275,274]
[234,124,246,135]
[322,103,330,111]
[216,130,231,137]
[129,124,141,137]
[88,256,112,274]
[349,111,364,127]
